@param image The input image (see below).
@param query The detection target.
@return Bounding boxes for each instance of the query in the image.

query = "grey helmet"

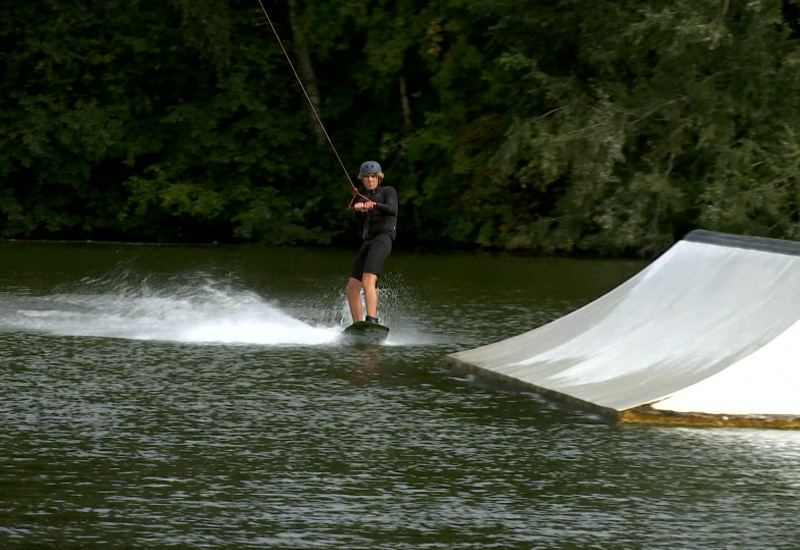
[359,160,382,176]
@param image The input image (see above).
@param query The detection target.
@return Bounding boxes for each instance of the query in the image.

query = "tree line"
[3,0,800,256]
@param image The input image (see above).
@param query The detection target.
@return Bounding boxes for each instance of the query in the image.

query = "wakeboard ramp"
[448,230,800,428]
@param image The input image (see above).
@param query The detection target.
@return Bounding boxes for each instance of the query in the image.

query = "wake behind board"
[342,321,390,344]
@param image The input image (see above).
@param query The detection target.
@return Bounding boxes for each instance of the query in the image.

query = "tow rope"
[255,1,370,209]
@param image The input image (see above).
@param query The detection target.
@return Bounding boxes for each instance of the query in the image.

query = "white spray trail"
[1,273,340,345]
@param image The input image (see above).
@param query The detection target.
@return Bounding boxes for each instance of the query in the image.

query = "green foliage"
[0,0,323,242]
[480,0,800,255]
[3,0,800,256]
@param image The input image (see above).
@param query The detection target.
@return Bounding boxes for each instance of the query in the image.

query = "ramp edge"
[446,356,621,421]
[684,229,800,257]
[620,406,800,429]
[447,357,800,429]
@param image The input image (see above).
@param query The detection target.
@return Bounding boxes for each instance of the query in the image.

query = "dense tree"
[2,0,800,255]
[481,0,800,254]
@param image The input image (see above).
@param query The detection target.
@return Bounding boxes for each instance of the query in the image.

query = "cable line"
[255,1,368,207]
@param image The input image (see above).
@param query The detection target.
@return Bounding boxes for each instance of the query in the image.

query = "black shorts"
[350,233,393,280]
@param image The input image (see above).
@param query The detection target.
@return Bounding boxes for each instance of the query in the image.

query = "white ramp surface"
[448,231,800,422]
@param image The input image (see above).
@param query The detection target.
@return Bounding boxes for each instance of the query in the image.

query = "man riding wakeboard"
[345,160,398,325]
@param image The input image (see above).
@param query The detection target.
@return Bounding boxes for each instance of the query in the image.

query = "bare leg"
[362,272,379,319]
[346,277,363,323]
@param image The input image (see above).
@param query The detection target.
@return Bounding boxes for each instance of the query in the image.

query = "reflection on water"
[2,242,800,548]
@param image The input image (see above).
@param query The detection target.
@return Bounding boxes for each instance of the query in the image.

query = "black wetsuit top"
[350,186,398,280]
[356,186,398,240]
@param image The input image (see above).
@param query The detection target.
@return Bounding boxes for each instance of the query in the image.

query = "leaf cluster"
[3,0,800,256]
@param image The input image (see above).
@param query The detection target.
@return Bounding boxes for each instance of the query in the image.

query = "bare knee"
[346,277,362,295]
[361,273,378,289]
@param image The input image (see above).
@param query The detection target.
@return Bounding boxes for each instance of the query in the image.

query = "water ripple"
[3,247,800,548]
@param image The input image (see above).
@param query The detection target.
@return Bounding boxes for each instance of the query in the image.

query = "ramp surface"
[448,231,800,418]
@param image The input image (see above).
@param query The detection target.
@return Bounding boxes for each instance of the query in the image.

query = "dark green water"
[2,242,799,548]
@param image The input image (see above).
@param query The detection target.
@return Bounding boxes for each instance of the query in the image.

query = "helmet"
[359,160,382,176]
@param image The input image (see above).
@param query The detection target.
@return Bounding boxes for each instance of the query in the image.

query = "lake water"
[2,241,800,548]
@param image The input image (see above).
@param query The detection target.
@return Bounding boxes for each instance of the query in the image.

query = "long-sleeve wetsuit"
[350,185,398,280]
[356,186,398,240]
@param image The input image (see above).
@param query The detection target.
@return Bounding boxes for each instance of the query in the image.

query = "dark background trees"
[3,0,800,256]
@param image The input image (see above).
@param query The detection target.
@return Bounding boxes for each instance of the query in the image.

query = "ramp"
[447,230,800,427]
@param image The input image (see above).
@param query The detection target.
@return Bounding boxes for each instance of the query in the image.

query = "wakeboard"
[342,321,390,344]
